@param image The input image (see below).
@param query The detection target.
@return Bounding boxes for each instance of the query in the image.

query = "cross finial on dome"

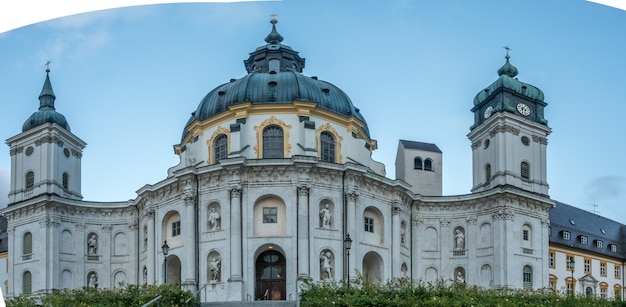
[265,14,283,44]
[503,46,511,61]
[45,60,52,73]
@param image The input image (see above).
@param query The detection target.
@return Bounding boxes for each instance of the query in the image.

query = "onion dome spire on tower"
[22,65,71,132]
[497,46,519,78]
[264,16,284,44]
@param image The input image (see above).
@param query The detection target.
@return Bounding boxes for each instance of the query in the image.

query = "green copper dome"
[181,19,370,141]
[473,56,544,106]
[22,69,71,132]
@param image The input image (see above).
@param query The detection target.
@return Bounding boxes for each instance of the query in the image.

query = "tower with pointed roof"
[468,52,551,196]
[6,68,86,204]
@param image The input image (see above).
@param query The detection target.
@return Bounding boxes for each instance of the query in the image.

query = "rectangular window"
[580,236,587,244]
[616,266,621,279]
[584,259,591,274]
[601,262,607,276]
[263,207,277,223]
[364,217,374,233]
[171,220,181,237]
[567,282,574,295]
[611,244,618,252]
[563,231,571,240]
[549,251,555,268]
[601,287,607,298]
[549,280,556,292]
[597,240,603,248]
[523,229,529,241]
[566,255,575,271]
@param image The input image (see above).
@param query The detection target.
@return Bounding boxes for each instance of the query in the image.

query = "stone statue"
[400,226,406,245]
[455,229,465,250]
[143,267,147,285]
[456,271,465,283]
[143,227,148,250]
[88,234,98,255]
[209,256,221,282]
[88,273,98,288]
[319,204,331,228]
[208,208,221,231]
[320,251,333,280]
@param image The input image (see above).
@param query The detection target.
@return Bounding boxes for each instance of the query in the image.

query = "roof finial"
[264,13,283,44]
[45,60,52,73]
[503,46,511,61]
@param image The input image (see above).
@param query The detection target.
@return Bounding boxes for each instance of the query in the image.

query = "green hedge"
[300,277,626,307]
[6,284,196,307]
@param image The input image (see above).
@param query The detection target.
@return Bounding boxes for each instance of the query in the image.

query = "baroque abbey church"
[2,18,563,303]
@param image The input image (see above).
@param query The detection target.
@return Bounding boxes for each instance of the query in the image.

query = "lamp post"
[344,234,352,287]
[162,241,169,284]
[568,258,575,296]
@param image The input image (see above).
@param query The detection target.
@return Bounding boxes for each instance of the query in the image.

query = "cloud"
[0,168,9,209]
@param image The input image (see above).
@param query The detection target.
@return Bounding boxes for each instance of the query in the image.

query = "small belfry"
[6,66,86,203]
[468,49,551,196]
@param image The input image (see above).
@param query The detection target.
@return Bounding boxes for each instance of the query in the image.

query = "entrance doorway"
[255,250,286,300]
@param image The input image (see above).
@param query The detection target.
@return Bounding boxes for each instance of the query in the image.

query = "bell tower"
[6,68,86,204]
[467,50,551,196]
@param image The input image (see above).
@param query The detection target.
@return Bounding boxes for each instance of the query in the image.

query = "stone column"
[297,186,310,281]
[228,187,243,300]
[345,192,357,282]
[146,210,155,284]
[183,192,197,292]
[392,205,401,278]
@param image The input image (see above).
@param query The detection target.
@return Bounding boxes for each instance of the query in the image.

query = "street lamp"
[568,258,575,296]
[344,233,352,287]
[162,241,169,284]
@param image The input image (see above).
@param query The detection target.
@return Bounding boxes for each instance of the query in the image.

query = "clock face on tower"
[483,106,493,119]
[516,103,531,116]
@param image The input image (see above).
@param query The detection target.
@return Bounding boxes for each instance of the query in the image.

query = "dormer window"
[610,244,617,252]
[596,240,603,248]
[580,235,588,245]
[562,231,571,240]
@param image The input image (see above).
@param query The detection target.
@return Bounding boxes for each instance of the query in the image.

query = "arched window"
[485,164,491,182]
[214,134,228,162]
[424,159,433,171]
[23,232,32,256]
[263,125,284,158]
[521,161,530,180]
[268,59,280,73]
[523,265,533,289]
[320,132,336,162]
[23,271,32,295]
[25,171,34,189]
[414,158,422,170]
[62,172,69,189]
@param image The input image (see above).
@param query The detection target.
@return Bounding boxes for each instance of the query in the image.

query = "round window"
[483,139,490,149]
[25,146,34,156]
[521,136,530,146]
[64,148,71,158]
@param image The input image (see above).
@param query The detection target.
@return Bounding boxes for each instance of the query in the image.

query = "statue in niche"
[319,204,331,228]
[209,255,221,282]
[88,272,98,288]
[401,263,408,277]
[400,224,406,245]
[456,270,465,283]
[320,251,333,280]
[455,229,465,250]
[88,234,98,255]
[208,207,221,231]
[143,267,147,285]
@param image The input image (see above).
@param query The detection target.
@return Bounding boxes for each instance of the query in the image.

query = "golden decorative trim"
[206,126,231,164]
[315,122,343,163]
[253,116,292,158]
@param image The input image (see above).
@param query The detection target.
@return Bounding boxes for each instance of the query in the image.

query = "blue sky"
[0,1,625,222]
